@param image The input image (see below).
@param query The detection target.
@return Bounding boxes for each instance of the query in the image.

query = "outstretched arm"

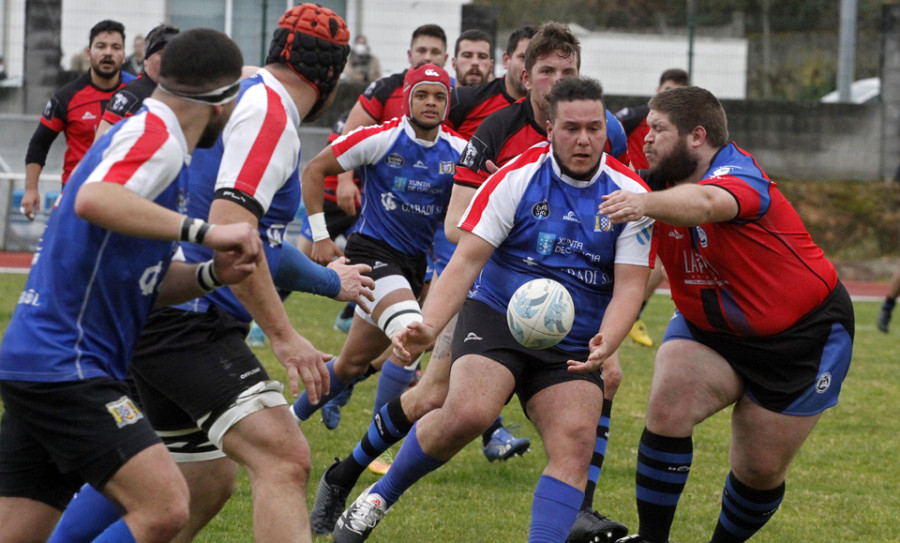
[597,183,738,227]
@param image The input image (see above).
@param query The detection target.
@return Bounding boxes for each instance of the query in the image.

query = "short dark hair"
[548,77,604,122]
[506,25,538,56]
[412,24,447,48]
[89,20,125,47]
[455,29,493,58]
[525,22,580,73]
[160,29,243,90]
[659,68,689,87]
[649,86,729,148]
[144,24,180,59]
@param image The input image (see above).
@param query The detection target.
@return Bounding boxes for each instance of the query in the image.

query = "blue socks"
[371,422,445,507]
[292,360,347,421]
[47,484,122,542]
[634,428,693,543]
[93,519,137,543]
[373,359,417,414]
[711,472,785,542]
[529,475,583,543]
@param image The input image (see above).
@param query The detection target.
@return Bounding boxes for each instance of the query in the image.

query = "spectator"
[343,35,381,84]
[123,34,145,76]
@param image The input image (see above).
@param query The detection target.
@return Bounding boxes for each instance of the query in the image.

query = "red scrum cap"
[266,3,350,121]
[403,63,452,120]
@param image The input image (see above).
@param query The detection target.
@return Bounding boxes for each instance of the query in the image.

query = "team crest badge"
[532,201,550,219]
[536,232,556,255]
[595,215,611,232]
[106,396,144,428]
[439,161,455,175]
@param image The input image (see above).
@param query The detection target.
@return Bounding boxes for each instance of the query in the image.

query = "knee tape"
[205,380,287,449]
[377,299,423,340]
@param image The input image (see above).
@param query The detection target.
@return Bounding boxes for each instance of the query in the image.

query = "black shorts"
[451,299,604,411]
[0,378,160,510]
[343,232,428,298]
[665,282,855,414]
[129,306,270,453]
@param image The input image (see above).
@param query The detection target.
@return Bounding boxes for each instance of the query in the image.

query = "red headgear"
[402,63,452,121]
[266,4,350,121]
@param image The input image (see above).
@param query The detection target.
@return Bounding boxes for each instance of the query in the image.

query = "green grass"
[0,273,897,542]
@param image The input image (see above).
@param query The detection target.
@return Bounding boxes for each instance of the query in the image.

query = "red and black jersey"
[102,72,157,126]
[454,97,546,189]
[446,78,516,139]
[30,71,131,184]
[357,70,407,124]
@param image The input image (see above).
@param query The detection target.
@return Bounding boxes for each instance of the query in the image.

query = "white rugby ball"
[506,278,575,349]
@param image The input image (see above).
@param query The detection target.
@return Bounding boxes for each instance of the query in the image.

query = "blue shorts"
[663,282,854,416]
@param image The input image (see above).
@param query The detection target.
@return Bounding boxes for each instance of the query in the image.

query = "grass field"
[0,272,897,542]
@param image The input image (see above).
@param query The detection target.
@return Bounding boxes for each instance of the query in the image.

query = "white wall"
[575,29,747,99]
[356,0,469,76]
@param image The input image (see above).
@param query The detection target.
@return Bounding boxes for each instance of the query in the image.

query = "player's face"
[503,38,530,98]
[409,82,448,130]
[409,36,448,68]
[453,39,493,86]
[548,99,607,180]
[644,109,698,183]
[88,31,125,79]
[524,52,578,116]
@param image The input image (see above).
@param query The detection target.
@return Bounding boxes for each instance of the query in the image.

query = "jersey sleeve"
[214,84,298,214]
[84,114,183,200]
[701,173,772,221]
[458,157,539,247]
[39,95,66,133]
[331,120,400,172]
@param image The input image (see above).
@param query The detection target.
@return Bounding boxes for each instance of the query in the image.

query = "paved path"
[0,251,887,302]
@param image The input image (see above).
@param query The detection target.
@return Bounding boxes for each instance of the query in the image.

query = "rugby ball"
[506,278,575,349]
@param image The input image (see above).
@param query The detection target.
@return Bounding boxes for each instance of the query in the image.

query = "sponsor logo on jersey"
[413,160,428,169]
[381,192,398,211]
[385,153,404,168]
[106,396,144,428]
[463,332,483,342]
[521,257,539,266]
[393,176,409,191]
[693,226,709,248]
[563,211,580,223]
[595,215,611,232]
[372,260,388,270]
[537,232,556,255]
[532,201,550,219]
[711,166,739,177]
[439,161,456,175]
[43,100,54,117]
[669,229,685,239]
[81,110,96,120]
[460,136,486,168]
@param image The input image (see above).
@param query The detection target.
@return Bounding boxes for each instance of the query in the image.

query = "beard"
[552,149,601,181]
[409,115,443,132]
[649,138,698,185]
[197,114,228,149]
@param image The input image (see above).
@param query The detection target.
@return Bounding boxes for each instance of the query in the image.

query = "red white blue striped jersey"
[460,142,656,352]
[332,116,468,256]
[0,98,188,382]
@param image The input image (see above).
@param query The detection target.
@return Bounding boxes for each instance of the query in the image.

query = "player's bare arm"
[301,144,347,264]
[209,197,331,401]
[568,263,650,373]
[598,183,738,226]
[443,184,477,244]
[393,230,494,363]
[334,101,376,215]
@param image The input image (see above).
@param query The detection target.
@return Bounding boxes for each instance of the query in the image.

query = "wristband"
[180,216,213,244]
[195,260,224,293]
[308,212,330,242]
